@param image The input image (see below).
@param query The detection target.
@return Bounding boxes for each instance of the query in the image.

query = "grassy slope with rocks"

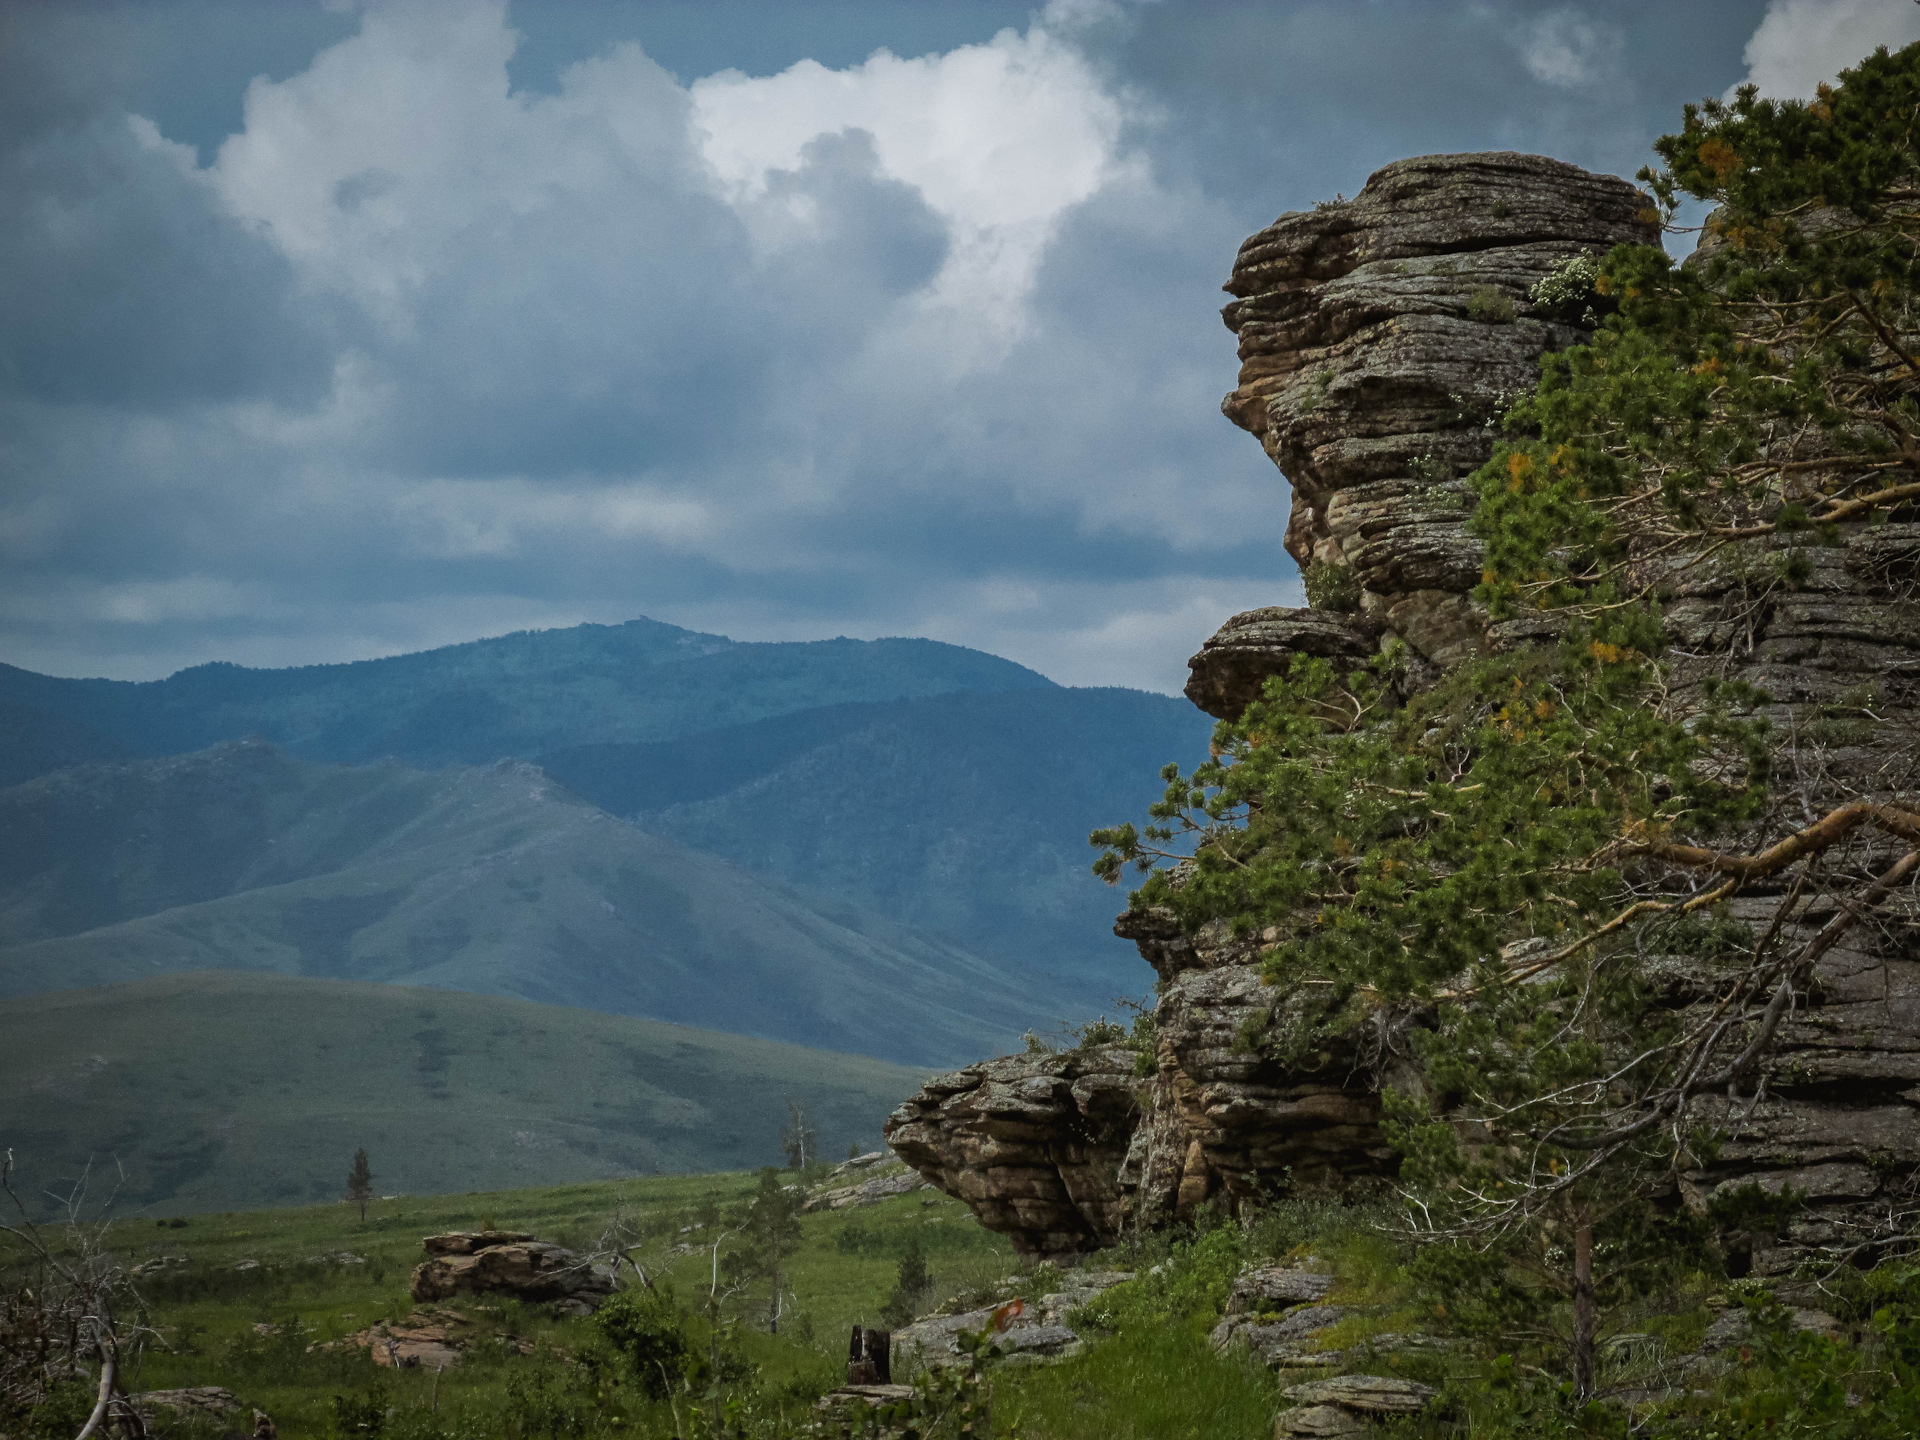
[11,1162,1915,1440]
[0,743,1051,1065]
[0,972,932,1216]
[10,1168,1022,1440]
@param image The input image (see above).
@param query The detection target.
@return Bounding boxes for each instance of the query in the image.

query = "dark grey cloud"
[0,6,341,407]
[0,0,1836,689]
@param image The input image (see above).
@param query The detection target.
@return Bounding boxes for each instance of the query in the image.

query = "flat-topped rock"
[410,1235,614,1315]
[421,1231,535,1256]
[1185,608,1381,719]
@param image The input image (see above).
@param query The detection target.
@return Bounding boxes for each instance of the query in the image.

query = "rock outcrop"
[886,1048,1141,1254]
[1208,150,1657,685]
[887,148,1920,1270]
[409,1232,614,1316]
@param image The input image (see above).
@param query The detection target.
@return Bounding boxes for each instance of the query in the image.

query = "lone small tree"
[779,1101,818,1171]
[732,1168,804,1334]
[345,1148,374,1222]
[880,1236,933,1327]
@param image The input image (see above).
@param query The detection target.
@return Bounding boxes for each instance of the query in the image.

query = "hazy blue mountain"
[0,741,1056,1066]
[0,617,1054,770]
[0,972,929,1215]
[0,618,1213,1030]
[542,687,1215,1000]
[0,698,130,787]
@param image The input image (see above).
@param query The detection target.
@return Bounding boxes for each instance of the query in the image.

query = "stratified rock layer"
[888,151,1920,1268]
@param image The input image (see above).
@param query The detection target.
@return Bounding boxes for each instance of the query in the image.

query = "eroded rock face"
[885,1048,1141,1254]
[890,150,1920,1269]
[1222,153,1656,620]
[885,912,1399,1253]
[1207,151,1658,688]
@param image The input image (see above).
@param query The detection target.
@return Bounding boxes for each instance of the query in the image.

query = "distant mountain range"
[0,617,1213,1062]
[0,617,1054,766]
[0,972,927,1215]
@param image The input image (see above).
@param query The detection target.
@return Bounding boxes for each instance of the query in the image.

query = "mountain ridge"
[0,617,1057,769]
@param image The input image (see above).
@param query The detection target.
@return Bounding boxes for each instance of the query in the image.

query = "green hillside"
[0,741,1052,1065]
[0,617,1054,769]
[547,687,1213,993]
[0,971,930,1215]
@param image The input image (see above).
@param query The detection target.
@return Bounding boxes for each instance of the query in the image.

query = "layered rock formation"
[887,151,1920,1271]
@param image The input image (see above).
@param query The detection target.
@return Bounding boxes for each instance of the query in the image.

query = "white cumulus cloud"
[1736,0,1920,100]
[690,24,1136,350]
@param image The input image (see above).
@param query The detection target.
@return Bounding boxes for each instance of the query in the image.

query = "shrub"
[591,1286,689,1399]
[1466,286,1518,323]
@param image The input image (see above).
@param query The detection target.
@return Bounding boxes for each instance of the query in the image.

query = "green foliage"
[1302,560,1360,612]
[1527,250,1605,326]
[879,1237,933,1327]
[592,1286,691,1399]
[1468,286,1519,323]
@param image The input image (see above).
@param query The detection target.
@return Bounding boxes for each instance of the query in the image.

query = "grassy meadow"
[51,1168,1021,1439]
[0,973,932,1215]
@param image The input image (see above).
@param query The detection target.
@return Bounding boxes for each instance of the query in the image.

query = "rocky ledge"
[887,150,1920,1274]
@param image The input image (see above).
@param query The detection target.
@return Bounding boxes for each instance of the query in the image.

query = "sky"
[4,0,1918,691]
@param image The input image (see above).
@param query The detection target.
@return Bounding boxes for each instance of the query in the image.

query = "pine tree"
[880,1237,932,1328]
[730,1168,803,1334]
[345,1148,374,1222]
[1095,37,1920,1402]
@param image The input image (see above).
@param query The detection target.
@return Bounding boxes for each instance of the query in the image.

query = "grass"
[46,1167,1019,1440]
[0,973,932,1215]
[993,1320,1282,1440]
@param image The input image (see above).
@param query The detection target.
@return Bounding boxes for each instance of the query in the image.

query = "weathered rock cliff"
[886,152,1920,1272]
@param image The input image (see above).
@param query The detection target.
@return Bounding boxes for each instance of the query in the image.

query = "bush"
[591,1287,689,1399]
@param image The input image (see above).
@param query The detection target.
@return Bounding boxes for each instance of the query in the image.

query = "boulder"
[421,1231,535,1256]
[410,1234,614,1315]
[327,1306,529,1369]
[803,1168,927,1212]
[1275,1403,1368,1438]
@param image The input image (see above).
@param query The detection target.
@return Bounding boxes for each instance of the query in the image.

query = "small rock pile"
[893,1269,1134,1372]
[804,1153,930,1212]
[330,1305,536,1370]
[126,1388,277,1439]
[1209,1263,1346,1370]
[410,1231,615,1317]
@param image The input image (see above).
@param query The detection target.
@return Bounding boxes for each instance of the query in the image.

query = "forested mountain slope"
[544,687,1213,993]
[0,741,1051,1065]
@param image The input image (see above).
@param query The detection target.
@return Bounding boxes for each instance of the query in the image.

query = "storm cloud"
[2,0,1912,688]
